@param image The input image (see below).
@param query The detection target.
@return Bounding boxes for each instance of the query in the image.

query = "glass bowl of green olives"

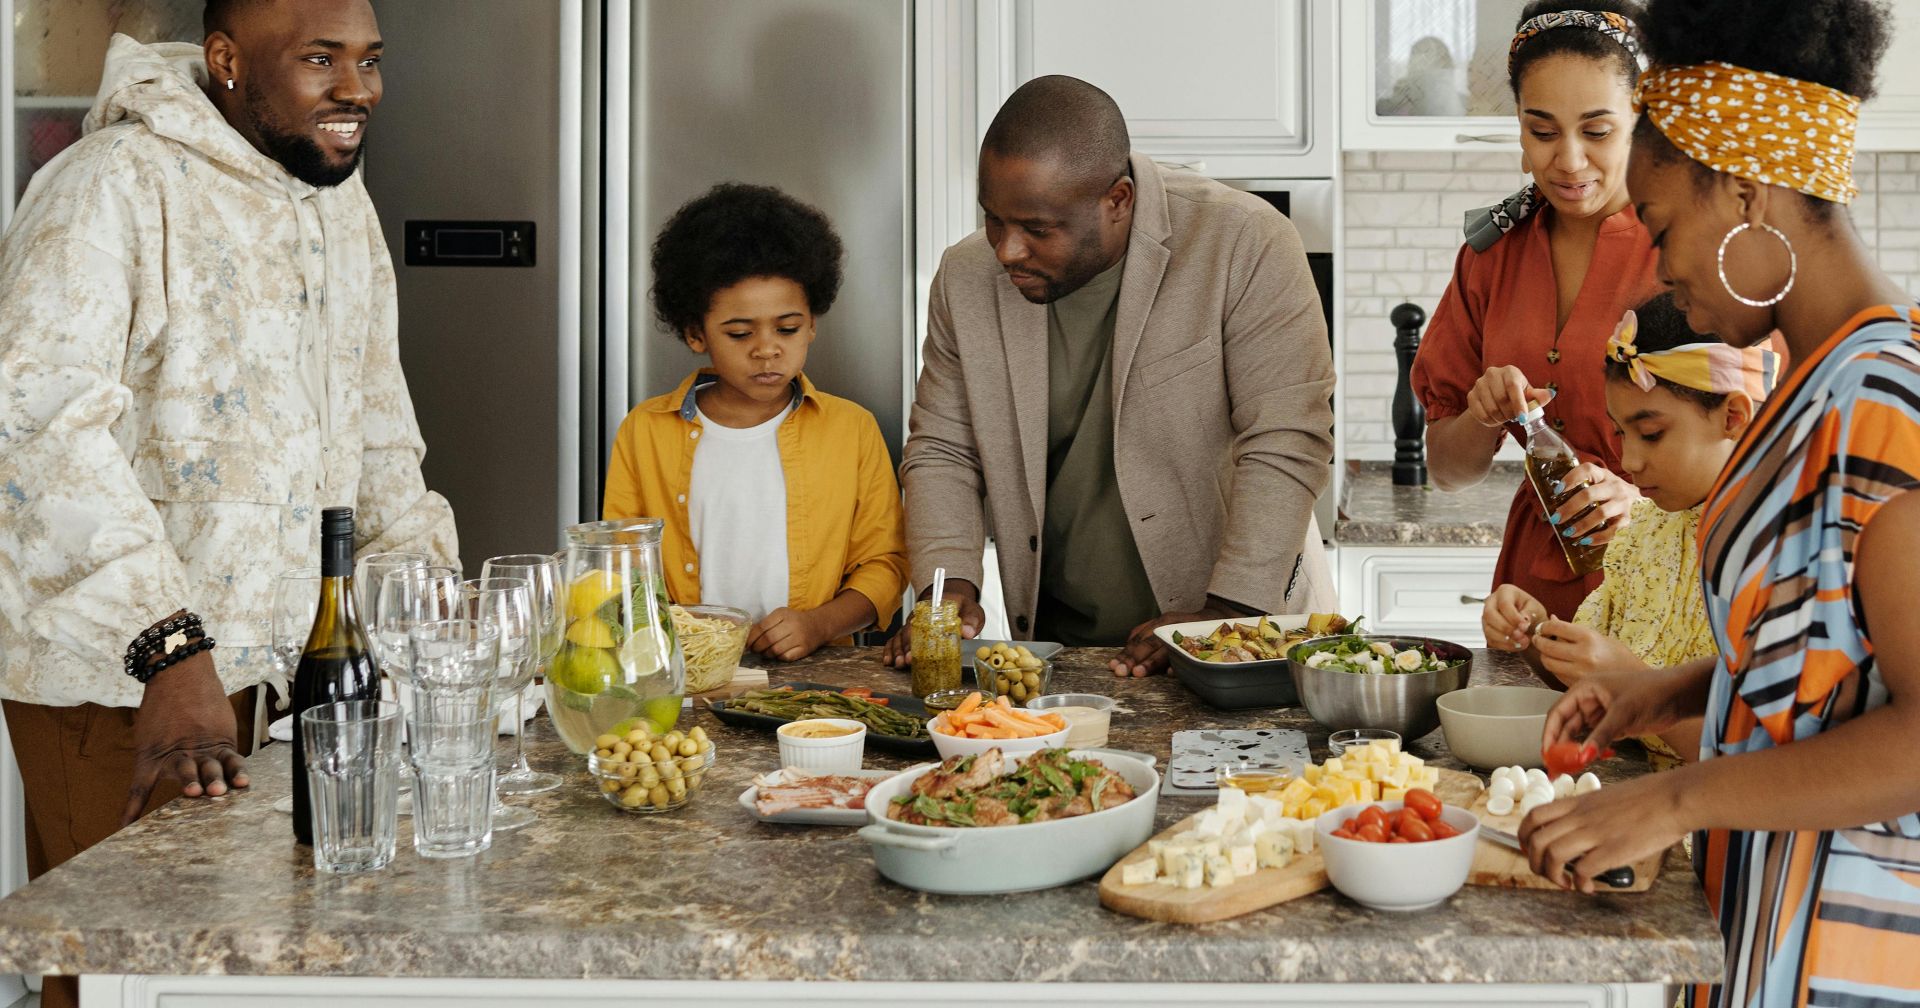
[587,722,717,813]
[973,641,1052,702]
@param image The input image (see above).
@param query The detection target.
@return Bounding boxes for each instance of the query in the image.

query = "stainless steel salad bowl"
[1287,635,1472,740]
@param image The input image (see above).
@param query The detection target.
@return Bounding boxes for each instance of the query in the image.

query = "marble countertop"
[0,648,1722,985]
[1337,461,1523,547]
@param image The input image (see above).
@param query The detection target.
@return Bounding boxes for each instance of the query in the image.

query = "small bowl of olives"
[972,642,1052,702]
[587,723,717,813]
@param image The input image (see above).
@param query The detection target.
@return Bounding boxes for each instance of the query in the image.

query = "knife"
[1480,824,1635,889]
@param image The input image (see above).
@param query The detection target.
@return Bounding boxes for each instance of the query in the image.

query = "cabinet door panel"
[1011,0,1313,161]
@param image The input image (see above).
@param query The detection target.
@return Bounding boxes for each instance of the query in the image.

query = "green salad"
[1295,637,1461,674]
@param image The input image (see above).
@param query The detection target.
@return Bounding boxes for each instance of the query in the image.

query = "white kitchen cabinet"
[1340,0,1528,152]
[1337,545,1497,645]
[974,0,1336,178]
[1859,1,1920,151]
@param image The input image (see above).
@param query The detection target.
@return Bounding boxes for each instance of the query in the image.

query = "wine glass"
[372,566,462,684]
[462,577,536,832]
[353,552,430,636]
[479,554,565,795]
[269,567,323,714]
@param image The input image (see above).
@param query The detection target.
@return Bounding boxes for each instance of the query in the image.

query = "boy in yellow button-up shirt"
[603,184,906,660]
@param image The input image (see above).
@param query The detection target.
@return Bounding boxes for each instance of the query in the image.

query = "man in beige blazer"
[884,75,1334,677]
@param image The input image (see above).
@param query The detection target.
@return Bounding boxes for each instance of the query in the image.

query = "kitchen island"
[0,648,1722,1007]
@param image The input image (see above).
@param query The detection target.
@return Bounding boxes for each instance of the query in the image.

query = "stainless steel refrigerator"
[364,0,914,569]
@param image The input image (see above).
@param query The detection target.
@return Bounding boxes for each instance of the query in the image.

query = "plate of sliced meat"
[739,767,902,825]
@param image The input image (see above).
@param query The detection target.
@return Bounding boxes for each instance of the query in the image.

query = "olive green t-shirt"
[1034,257,1159,645]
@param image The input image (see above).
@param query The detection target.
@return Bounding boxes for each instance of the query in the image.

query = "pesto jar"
[908,600,963,698]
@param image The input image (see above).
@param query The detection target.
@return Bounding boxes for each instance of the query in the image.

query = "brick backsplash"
[1340,151,1920,461]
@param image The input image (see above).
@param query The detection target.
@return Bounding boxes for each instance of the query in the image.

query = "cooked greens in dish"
[886,748,1136,827]
[1170,612,1358,663]
[1295,636,1462,675]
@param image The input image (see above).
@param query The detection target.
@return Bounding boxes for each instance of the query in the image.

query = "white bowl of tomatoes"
[1313,789,1480,912]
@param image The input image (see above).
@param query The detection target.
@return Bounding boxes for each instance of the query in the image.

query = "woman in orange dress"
[1412,2,1663,637]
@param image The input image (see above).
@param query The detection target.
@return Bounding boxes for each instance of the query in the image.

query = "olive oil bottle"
[1519,404,1607,576]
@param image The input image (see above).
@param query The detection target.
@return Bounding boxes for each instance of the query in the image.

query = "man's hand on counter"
[122,648,248,826]
[880,579,984,668]
[1109,596,1257,678]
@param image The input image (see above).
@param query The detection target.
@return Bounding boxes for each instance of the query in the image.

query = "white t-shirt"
[687,403,793,622]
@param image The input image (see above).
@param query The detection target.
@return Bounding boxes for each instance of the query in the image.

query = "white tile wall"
[1340,151,1920,460]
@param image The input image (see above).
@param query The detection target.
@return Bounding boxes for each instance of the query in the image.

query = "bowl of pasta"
[670,604,751,693]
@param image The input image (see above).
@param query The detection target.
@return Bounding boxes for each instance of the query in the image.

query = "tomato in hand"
[1403,788,1443,822]
[1542,740,1617,778]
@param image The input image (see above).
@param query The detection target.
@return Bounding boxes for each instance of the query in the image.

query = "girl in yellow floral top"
[1483,292,1776,765]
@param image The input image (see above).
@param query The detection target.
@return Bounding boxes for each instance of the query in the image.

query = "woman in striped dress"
[1521,2,1920,1005]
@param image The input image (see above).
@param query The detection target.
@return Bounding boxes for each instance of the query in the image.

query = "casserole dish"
[855,749,1160,894]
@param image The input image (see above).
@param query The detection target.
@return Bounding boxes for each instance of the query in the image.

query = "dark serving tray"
[706,680,937,757]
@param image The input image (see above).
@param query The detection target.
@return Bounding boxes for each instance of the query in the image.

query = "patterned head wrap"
[1507,10,1645,78]
[1634,62,1861,204]
[1605,309,1779,401]
[1464,11,1645,251]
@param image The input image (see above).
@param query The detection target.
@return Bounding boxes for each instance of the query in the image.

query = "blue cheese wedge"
[1256,830,1294,869]
[1119,857,1159,886]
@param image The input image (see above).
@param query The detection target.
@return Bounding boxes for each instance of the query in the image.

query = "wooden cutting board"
[1099,768,1483,923]
[1465,789,1664,892]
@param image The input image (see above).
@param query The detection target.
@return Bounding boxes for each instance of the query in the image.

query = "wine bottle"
[291,506,381,845]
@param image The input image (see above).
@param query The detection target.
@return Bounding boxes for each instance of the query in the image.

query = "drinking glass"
[406,709,495,859]
[353,551,430,640]
[479,554,565,795]
[462,577,536,831]
[300,701,402,874]
[408,618,501,728]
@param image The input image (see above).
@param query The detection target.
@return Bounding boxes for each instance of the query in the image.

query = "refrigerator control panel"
[405,220,536,267]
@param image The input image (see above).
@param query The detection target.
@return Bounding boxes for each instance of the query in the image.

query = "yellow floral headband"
[1634,61,1861,204]
[1606,310,1778,402]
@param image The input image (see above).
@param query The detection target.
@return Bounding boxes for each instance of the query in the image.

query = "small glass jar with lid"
[907,599,963,697]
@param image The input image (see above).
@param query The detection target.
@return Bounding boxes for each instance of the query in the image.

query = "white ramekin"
[776,718,868,772]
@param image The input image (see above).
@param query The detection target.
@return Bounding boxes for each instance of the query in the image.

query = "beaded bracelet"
[123,612,217,684]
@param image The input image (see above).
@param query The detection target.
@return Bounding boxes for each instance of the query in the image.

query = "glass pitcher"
[548,519,685,754]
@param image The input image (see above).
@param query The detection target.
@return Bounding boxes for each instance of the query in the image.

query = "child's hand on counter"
[748,607,830,662]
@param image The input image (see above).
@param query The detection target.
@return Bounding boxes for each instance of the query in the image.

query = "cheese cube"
[1348,779,1375,805]
[1280,801,1302,819]
[1228,839,1258,877]
[1193,810,1225,837]
[1412,767,1440,789]
[1249,794,1289,823]
[1323,757,1345,776]
[1291,819,1316,854]
[1215,785,1250,823]
[1243,816,1269,839]
[1162,846,1197,880]
[1364,740,1393,763]
[1147,839,1168,859]
[1120,857,1159,886]
[1312,783,1340,806]
[1255,830,1294,869]
[1382,786,1408,801]
[1203,854,1237,887]
[1395,752,1425,770]
[1382,765,1411,789]
[1173,857,1205,889]
[1302,763,1323,784]
[1277,777,1314,805]
[1301,798,1327,819]
[1195,837,1223,860]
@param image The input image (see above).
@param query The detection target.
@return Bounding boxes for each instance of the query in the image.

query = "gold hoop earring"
[1717,222,1797,308]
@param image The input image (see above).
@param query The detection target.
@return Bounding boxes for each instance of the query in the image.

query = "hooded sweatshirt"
[0,36,459,707]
